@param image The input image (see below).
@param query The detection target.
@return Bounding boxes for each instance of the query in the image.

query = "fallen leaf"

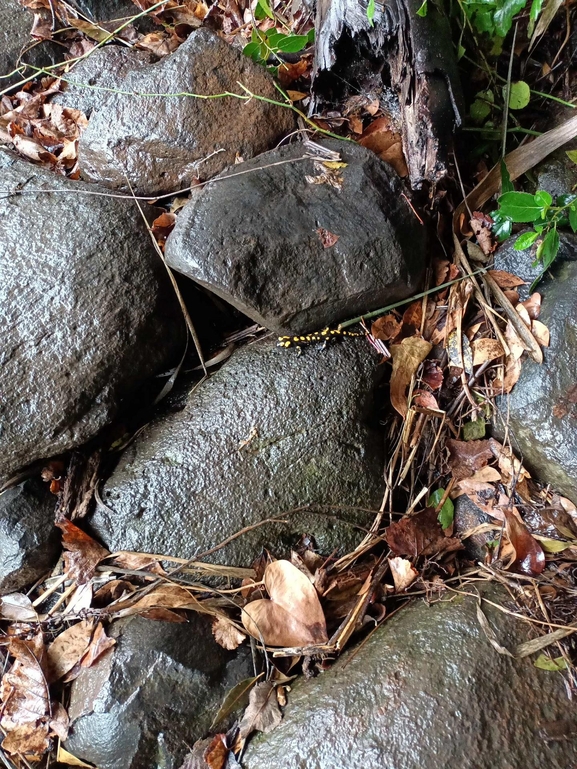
[239,681,282,740]
[532,319,550,347]
[48,701,69,741]
[389,336,432,417]
[421,360,444,390]
[56,518,109,584]
[521,292,542,319]
[385,508,462,558]
[47,620,96,683]
[204,734,228,769]
[108,583,201,618]
[503,509,545,576]
[388,557,418,592]
[471,337,505,365]
[78,622,116,670]
[211,675,261,730]
[493,353,522,393]
[446,439,493,481]
[0,593,38,622]
[316,227,339,248]
[470,212,496,255]
[136,30,181,56]
[212,616,246,650]
[242,560,328,647]
[412,389,440,410]
[69,18,110,42]
[358,116,408,176]
[371,313,401,341]
[57,745,96,767]
[1,723,50,760]
[487,269,526,288]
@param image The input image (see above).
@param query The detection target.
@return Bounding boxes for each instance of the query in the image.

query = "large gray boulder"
[244,585,577,769]
[0,479,58,594]
[89,339,384,564]
[493,233,577,502]
[165,140,426,334]
[76,29,296,194]
[65,614,253,769]
[0,149,184,484]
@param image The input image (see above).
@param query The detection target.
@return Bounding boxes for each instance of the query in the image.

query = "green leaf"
[569,205,577,233]
[243,41,262,62]
[462,419,486,440]
[416,0,428,15]
[427,489,455,530]
[528,0,544,35]
[533,654,568,671]
[210,676,261,730]
[498,191,543,222]
[307,28,316,43]
[514,230,539,250]
[493,0,526,36]
[556,193,577,207]
[276,34,309,53]
[500,159,514,193]
[534,189,552,208]
[566,150,577,164]
[491,211,513,241]
[508,81,531,110]
[367,0,376,25]
[472,8,495,34]
[537,227,559,270]
[457,43,466,60]
[256,0,274,19]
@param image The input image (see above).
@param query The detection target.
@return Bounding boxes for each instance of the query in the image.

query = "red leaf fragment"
[384,508,462,558]
[316,227,339,248]
[503,509,546,576]
[446,439,493,481]
[56,518,109,584]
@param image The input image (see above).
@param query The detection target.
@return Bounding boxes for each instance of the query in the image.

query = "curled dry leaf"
[503,509,546,576]
[0,593,38,622]
[204,733,229,769]
[47,620,96,683]
[388,557,419,592]
[239,681,282,741]
[446,439,493,481]
[371,313,401,341]
[487,269,526,288]
[212,616,247,650]
[521,292,542,319]
[242,560,328,648]
[531,319,550,347]
[385,508,462,558]
[493,353,523,393]
[390,336,432,417]
[56,518,109,584]
[470,212,496,255]
[108,583,202,618]
[412,389,440,410]
[471,338,505,365]
[421,360,444,390]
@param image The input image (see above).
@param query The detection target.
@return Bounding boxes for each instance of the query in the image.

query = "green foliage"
[507,80,530,110]
[243,27,314,67]
[462,419,486,440]
[367,0,376,26]
[533,654,568,671]
[460,0,527,38]
[427,489,455,530]
[492,188,577,283]
[416,0,428,16]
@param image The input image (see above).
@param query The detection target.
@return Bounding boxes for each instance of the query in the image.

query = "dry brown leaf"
[412,389,440,410]
[49,701,70,741]
[489,439,531,484]
[504,321,526,360]
[242,560,328,648]
[358,116,408,176]
[532,319,550,347]
[385,508,462,558]
[390,336,432,417]
[1,722,50,760]
[503,509,546,576]
[521,292,542,319]
[79,622,116,669]
[471,338,505,365]
[371,313,401,341]
[239,681,282,740]
[487,269,525,288]
[446,439,493,481]
[47,620,96,683]
[516,302,532,327]
[316,227,339,248]
[0,593,38,622]
[136,31,181,56]
[204,734,229,769]
[56,518,109,584]
[493,353,522,393]
[109,583,201,618]
[212,616,247,650]
[421,360,444,390]
[470,212,496,255]
[57,745,96,767]
[388,557,419,592]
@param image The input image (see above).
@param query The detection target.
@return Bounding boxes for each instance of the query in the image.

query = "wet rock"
[77,29,296,194]
[536,149,577,200]
[0,0,61,86]
[0,479,58,594]
[244,584,577,769]
[453,494,492,563]
[165,140,425,334]
[493,233,577,501]
[65,614,252,769]
[0,149,184,484]
[90,338,384,564]
[54,46,154,117]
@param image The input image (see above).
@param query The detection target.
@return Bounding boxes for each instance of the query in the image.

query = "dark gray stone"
[0,479,58,594]
[90,338,384,564]
[0,149,185,484]
[76,29,296,194]
[536,149,577,200]
[0,0,61,87]
[493,233,577,502]
[453,494,492,563]
[65,614,253,769]
[244,585,577,769]
[54,46,154,117]
[165,140,425,334]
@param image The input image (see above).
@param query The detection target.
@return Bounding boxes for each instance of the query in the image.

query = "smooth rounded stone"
[65,614,253,769]
[90,338,384,564]
[76,28,296,194]
[0,479,58,594]
[493,233,577,502]
[0,149,185,484]
[54,46,155,117]
[453,494,492,563]
[165,140,426,334]
[244,585,577,769]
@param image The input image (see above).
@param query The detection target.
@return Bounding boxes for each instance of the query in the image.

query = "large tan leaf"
[242,560,327,647]
[390,337,432,417]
